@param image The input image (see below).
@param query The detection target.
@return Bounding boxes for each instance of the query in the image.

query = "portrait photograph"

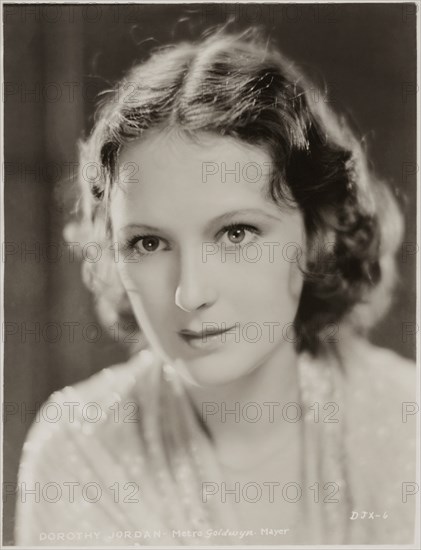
[2,1,419,547]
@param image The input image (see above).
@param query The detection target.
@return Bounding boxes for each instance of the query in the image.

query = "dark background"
[3,3,417,545]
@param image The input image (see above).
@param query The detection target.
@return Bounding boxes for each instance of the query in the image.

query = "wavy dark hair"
[69,27,404,356]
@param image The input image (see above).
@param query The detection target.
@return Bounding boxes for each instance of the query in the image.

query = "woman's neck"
[183,343,302,470]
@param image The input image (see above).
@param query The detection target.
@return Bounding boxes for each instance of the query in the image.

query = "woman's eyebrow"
[118,223,162,235]
[118,208,283,236]
[205,208,283,230]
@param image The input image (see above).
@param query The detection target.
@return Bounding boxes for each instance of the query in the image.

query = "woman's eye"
[127,235,166,255]
[220,224,260,246]
[124,224,260,255]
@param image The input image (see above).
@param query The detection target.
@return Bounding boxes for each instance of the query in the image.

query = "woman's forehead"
[108,130,297,232]
[116,128,273,182]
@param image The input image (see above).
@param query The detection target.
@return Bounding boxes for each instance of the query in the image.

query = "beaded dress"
[15,332,416,546]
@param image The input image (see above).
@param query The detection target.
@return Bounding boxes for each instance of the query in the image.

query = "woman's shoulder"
[334,331,417,445]
[62,348,161,408]
[19,349,161,475]
[335,330,416,401]
[15,349,166,545]
[332,332,417,543]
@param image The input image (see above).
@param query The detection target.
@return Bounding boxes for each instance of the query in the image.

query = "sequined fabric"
[15,332,416,546]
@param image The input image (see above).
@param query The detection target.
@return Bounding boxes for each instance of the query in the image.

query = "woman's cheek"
[241,256,302,322]
[118,262,171,319]
[117,265,169,350]
[119,264,154,300]
[115,262,141,294]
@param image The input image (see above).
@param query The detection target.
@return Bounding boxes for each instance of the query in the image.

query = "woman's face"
[110,129,306,386]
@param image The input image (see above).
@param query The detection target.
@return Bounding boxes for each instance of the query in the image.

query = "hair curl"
[69,27,404,356]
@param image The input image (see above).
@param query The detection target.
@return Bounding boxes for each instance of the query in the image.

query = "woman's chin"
[168,347,259,388]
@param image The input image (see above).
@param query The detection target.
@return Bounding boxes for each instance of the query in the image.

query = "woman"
[15,28,416,546]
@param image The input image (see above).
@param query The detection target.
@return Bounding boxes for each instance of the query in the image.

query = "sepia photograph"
[2,1,419,547]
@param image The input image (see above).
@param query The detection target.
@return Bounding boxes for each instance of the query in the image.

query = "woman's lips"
[178,325,237,350]
[179,325,236,339]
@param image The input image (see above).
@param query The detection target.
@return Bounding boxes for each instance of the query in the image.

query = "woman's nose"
[175,250,218,313]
